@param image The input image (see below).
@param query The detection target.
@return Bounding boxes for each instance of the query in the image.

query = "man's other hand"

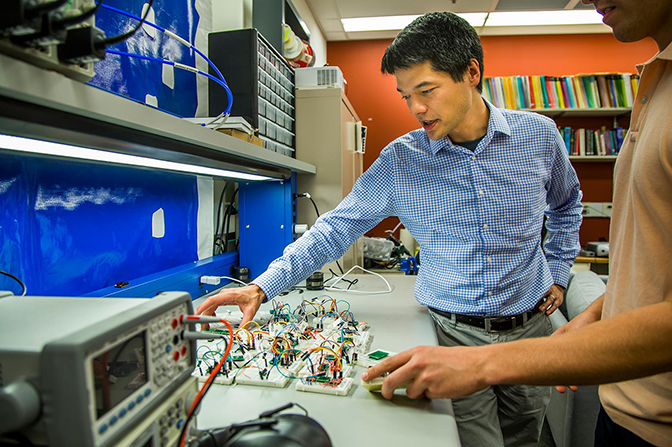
[540,284,565,315]
[360,345,489,400]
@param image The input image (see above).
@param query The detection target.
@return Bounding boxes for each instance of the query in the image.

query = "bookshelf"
[523,107,631,159]
[568,155,617,162]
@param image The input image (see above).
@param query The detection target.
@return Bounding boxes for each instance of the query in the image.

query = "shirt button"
[487,256,492,263]
[483,224,489,230]
[641,96,648,104]
[488,292,493,296]
[478,189,484,195]
[471,156,476,161]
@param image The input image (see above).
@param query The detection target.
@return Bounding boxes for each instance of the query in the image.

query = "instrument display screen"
[92,331,148,419]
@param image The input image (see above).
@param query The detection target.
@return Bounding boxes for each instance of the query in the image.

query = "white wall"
[212,0,253,32]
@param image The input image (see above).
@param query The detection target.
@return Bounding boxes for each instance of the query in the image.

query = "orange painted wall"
[326,34,657,244]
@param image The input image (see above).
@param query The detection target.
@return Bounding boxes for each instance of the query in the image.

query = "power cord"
[295,192,345,275]
[57,0,155,64]
[323,265,393,294]
[100,3,233,118]
[99,0,154,47]
[0,270,27,297]
[105,50,232,104]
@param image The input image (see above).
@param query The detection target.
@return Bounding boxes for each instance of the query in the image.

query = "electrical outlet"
[581,202,612,218]
[603,203,613,217]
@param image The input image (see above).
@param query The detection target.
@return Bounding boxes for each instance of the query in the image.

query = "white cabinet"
[295,87,364,271]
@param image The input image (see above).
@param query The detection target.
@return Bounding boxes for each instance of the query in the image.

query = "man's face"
[582,0,672,46]
[394,61,474,141]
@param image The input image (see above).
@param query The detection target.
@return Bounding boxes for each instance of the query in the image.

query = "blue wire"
[106,49,232,115]
[100,3,233,114]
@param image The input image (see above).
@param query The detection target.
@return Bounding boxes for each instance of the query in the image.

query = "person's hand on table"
[361,345,489,400]
[195,284,266,329]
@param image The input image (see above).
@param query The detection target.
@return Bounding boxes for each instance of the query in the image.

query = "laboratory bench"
[193,274,459,446]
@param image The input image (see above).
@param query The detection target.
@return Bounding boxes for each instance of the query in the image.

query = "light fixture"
[484,10,603,27]
[341,10,604,32]
[0,134,276,181]
[341,13,487,32]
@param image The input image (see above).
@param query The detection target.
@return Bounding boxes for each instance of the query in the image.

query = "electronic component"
[586,241,609,257]
[368,350,390,360]
[306,271,324,290]
[0,0,96,81]
[295,66,345,91]
[0,292,195,447]
[355,349,396,368]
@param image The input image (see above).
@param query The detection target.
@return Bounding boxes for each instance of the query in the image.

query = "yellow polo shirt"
[599,42,672,446]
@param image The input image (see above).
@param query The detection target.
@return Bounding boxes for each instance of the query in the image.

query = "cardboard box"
[217,129,264,148]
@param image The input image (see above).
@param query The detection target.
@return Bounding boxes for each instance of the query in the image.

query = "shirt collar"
[427,98,511,155]
[636,40,672,74]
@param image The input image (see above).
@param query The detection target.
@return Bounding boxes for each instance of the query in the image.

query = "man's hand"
[550,293,604,393]
[195,284,266,329]
[360,345,489,400]
[539,284,565,315]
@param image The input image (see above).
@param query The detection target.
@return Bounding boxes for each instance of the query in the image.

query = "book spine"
[622,74,634,107]
[554,77,566,108]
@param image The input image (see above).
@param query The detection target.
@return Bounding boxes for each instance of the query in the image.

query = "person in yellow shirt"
[363,0,672,445]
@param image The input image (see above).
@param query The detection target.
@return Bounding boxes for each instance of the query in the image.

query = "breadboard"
[296,377,355,396]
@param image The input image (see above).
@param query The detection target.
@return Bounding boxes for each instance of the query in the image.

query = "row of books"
[482,74,639,110]
[560,126,625,157]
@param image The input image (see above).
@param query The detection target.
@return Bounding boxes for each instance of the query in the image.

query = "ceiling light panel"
[495,0,573,11]
[342,13,487,32]
[485,10,603,26]
[334,0,495,16]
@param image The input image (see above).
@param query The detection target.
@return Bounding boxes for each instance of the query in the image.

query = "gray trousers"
[429,309,553,447]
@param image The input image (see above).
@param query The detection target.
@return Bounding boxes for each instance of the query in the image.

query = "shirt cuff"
[547,259,572,289]
[250,269,288,303]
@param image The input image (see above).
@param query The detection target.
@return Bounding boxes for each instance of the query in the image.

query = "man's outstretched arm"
[363,298,672,400]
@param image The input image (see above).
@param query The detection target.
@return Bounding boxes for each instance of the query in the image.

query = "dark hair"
[381,12,484,92]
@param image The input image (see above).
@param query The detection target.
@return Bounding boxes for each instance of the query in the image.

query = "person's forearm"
[483,300,672,387]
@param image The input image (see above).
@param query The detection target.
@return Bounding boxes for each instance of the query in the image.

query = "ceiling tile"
[325,31,349,40]
[305,0,342,20]
[320,18,345,32]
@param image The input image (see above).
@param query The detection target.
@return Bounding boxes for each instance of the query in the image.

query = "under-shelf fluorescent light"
[0,134,275,181]
[484,10,603,27]
[341,13,487,32]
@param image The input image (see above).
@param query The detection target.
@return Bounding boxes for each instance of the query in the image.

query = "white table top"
[194,274,460,446]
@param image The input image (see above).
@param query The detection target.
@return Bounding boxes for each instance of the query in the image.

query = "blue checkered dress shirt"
[254,100,583,317]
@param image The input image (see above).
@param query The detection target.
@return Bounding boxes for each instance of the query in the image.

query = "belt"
[430,298,545,332]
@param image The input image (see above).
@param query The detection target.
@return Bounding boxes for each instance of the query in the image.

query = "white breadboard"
[192,368,234,385]
[296,377,355,396]
[189,297,384,396]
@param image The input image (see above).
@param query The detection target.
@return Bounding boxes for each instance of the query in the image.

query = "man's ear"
[466,59,481,88]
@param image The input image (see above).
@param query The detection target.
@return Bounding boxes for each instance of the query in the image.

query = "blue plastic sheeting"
[84,252,238,299]
[0,153,199,297]
[90,0,201,117]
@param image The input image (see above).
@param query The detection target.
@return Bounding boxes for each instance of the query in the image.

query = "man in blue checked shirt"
[197,11,583,446]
